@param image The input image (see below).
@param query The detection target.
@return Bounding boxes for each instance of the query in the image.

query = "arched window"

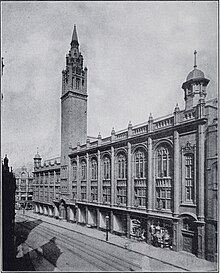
[135,150,145,178]
[157,147,171,178]
[156,146,172,210]
[81,160,86,180]
[116,153,127,206]
[134,149,147,207]
[91,159,98,180]
[103,156,111,204]
[118,154,127,179]
[103,156,111,180]
[72,162,77,181]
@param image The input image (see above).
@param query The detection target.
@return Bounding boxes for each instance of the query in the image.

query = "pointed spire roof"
[71,24,79,46]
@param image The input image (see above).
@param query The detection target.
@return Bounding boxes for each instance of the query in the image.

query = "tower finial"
[71,24,78,45]
[194,50,197,68]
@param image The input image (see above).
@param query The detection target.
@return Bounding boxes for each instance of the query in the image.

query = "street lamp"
[106,215,109,241]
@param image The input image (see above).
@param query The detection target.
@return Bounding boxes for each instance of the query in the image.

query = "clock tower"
[60,25,88,196]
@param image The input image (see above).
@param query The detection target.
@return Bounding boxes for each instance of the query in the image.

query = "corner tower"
[60,25,88,194]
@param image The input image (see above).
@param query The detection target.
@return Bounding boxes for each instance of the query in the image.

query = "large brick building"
[33,26,218,261]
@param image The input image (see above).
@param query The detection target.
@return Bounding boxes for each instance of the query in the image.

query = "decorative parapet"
[69,105,207,155]
[153,114,174,130]
[181,108,196,122]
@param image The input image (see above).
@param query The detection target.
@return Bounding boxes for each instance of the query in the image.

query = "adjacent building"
[33,26,218,261]
[2,155,16,270]
[15,166,34,209]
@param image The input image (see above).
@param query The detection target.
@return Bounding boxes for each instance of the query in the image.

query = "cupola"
[182,51,209,110]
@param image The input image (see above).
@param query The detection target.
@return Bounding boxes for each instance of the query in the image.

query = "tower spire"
[194,50,197,68]
[71,24,79,46]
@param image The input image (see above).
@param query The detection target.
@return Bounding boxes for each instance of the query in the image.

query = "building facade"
[15,166,34,209]
[2,155,16,270]
[33,26,218,261]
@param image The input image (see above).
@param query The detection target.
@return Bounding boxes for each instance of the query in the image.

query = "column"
[85,206,88,225]
[43,173,45,201]
[110,210,114,232]
[173,130,180,217]
[111,146,115,206]
[98,150,101,203]
[96,208,100,229]
[127,142,132,208]
[147,137,153,212]
[53,171,56,199]
[86,153,90,202]
[126,212,131,238]
[197,124,205,221]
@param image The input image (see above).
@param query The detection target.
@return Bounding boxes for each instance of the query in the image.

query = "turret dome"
[186,68,204,81]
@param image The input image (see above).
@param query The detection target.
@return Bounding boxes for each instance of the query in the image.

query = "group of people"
[150,223,172,248]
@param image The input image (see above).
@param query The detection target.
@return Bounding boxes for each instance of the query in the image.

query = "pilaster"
[98,150,101,203]
[197,124,205,221]
[196,221,205,259]
[173,130,180,217]
[172,219,180,251]
[111,146,115,206]
[86,153,90,202]
[127,142,132,208]
[147,137,153,212]
[76,155,81,200]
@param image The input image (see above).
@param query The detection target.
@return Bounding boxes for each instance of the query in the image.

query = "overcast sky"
[1,1,218,170]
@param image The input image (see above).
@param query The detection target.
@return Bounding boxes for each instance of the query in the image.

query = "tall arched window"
[156,146,172,210]
[80,160,87,200]
[91,158,98,202]
[116,153,127,206]
[134,149,147,208]
[118,154,127,179]
[91,159,98,180]
[157,147,171,177]
[81,160,86,180]
[72,162,77,181]
[72,162,77,200]
[103,156,111,180]
[103,156,111,204]
[135,150,145,178]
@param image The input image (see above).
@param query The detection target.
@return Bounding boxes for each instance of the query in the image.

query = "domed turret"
[182,51,209,110]
[34,148,42,169]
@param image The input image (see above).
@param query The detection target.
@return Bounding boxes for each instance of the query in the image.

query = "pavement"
[16,210,218,272]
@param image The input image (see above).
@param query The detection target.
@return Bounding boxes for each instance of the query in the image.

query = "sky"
[1,1,218,170]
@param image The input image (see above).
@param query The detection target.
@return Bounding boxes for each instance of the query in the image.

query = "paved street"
[14,210,217,272]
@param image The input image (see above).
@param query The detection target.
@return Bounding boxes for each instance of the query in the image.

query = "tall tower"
[182,51,209,110]
[60,25,88,194]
